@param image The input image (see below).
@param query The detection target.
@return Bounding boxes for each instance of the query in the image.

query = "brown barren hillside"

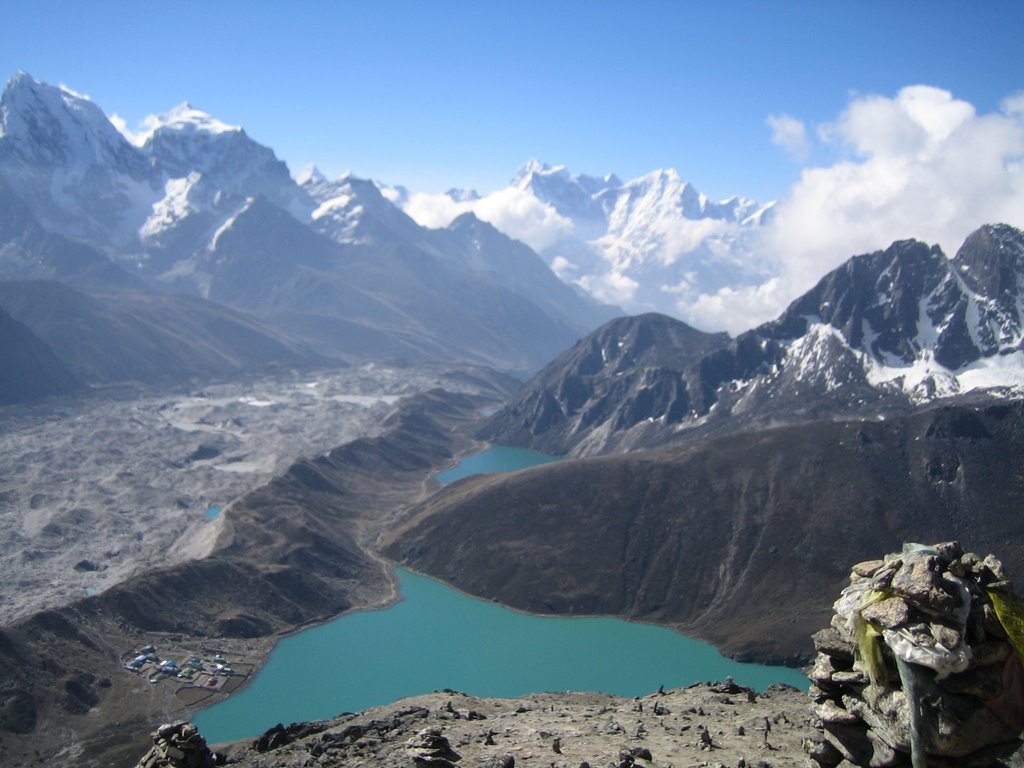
[385,401,1024,664]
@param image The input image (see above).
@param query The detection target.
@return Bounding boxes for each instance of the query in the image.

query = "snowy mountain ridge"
[0,71,157,247]
[300,169,427,247]
[701,225,1024,436]
[482,224,1024,456]
[0,72,620,374]
[2,71,1021,395]
[0,71,774,329]
[433,159,777,318]
[122,101,242,146]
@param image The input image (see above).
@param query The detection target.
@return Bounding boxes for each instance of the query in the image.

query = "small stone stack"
[807,542,1024,767]
[135,722,218,768]
[405,726,462,767]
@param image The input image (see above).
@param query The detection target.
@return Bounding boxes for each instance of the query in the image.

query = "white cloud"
[682,279,788,335]
[656,218,731,266]
[767,113,811,160]
[473,188,575,251]
[109,111,169,147]
[109,113,143,145]
[691,85,1024,335]
[577,270,639,306]
[660,272,698,296]
[403,188,573,252]
[550,255,578,278]
[830,86,976,158]
[772,85,1023,270]
[1003,92,1024,117]
[403,192,466,229]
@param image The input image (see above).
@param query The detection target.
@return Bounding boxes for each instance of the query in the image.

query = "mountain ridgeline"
[479,313,729,454]
[0,72,619,389]
[482,223,1024,455]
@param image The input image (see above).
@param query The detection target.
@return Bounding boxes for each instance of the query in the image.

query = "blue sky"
[3,1,1022,201]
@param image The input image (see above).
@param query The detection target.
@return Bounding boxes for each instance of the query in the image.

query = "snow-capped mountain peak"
[750,225,1024,405]
[512,159,621,196]
[0,72,315,259]
[127,101,241,147]
[302,170,426,245]
[0,71,157,245]
[294,163,326,187]
[1,71,143,172]
[452,160,776,317]
[511,158,559,187]
[137,100,312,222]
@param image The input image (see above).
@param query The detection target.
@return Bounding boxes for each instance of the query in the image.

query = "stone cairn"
[405,726,463,767]
[807,542,1024,768]
[134,721,218,768]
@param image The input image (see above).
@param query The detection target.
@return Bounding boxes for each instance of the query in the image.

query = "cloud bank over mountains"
[404,186,573,254]
[709,85,1024,334]
[399,85,1024,335]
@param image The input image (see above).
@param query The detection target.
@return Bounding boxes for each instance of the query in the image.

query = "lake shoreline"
[193,563,808,744]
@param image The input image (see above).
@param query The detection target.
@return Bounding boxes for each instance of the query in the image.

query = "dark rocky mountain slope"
[480,313,727,454]
[0,303,81,404]
[199,197,588,373]
[0,280,322,385]
[385,399,1024,665]
[484,224,1024,455]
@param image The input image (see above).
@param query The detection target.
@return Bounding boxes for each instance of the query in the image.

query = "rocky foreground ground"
[200,682,820,768]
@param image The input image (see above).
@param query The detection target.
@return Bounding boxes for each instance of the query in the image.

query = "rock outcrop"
[198,685,818,768]
[808,542,1024,767]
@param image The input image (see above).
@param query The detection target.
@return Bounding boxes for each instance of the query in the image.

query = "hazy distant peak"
[512,158,564,186]
[447,210,506,240]
[295,163,326,186]
[622,168,697,202]
[448,210,483,228]
[445,187,480,203]
[512,159,621,196]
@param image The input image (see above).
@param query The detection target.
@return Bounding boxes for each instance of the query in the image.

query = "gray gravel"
[0,364,490,623]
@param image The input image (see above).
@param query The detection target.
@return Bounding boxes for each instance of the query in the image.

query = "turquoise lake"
[194,569,807,743]
[434,445,562,484]
[193,446,808,744]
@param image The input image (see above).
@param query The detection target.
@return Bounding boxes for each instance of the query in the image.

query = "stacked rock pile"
[134,721,218,768]
[405,727,463,767]
[807,541,1024,767]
